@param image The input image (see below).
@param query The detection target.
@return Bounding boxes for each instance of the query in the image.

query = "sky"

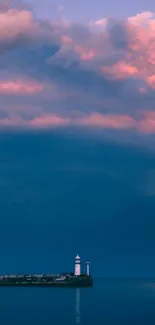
[1,131,155,277]
[24,0,155,23]
[0,0,155,277]
[1,1,155,133]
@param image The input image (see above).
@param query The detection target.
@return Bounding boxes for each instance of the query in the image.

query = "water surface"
[1,278,155,325]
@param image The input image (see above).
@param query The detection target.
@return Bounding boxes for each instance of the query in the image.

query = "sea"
[1,278,155,325]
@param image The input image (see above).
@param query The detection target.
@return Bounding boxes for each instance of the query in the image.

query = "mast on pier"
[86,261,90,276]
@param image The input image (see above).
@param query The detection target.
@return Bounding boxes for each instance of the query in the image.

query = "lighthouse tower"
[74,254,81,276]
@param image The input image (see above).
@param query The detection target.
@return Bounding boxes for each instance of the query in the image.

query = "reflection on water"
[1,280,155,325]
[75,288,81,324]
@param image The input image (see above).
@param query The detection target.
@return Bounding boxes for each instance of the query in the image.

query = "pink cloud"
[100,61,138,79]
[29,114,71,128]
[0,114,70,128]
[127,12,155,69]
[87,12,155,89]
[74,44,98,61]
[93,17,108,27]
[147,75,155,89]
[1,110,155,135]
[76,113,136,129]
[77,111,155,134]
[0,112,137,130]
[0,9,35,41]
[128,11,155,26]
[0,7,55,46]
[61,36,99,61]
[138,111,155,133]
[61,35,72,44]
[96,13,155,89]
[0,80,44,94]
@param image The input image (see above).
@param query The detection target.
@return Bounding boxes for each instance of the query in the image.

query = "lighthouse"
[74,254,81,276]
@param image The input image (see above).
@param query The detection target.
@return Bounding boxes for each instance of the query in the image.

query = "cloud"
[138,111,155,133]
[0,9,36,44]
[0,0,12,12]
[0,79,44,94]
[76,113,136,129]
[1,110,155,135]
[93,18,108,27]
[29,114,71,128]
[89,17,108,30]
[128,11,155,26]
[100,61,138,79]
[1,6,155,137]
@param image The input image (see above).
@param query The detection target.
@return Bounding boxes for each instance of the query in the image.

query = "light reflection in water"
[75,288,81,324]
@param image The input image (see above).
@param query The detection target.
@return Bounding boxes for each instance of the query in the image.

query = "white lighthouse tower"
[74,254,81,276]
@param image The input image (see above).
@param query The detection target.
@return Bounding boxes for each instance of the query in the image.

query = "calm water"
[1,278,155,325]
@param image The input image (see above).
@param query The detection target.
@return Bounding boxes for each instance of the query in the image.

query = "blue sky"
[1,131,155,277]
[0,0,155,277]
[25,0,155,22]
